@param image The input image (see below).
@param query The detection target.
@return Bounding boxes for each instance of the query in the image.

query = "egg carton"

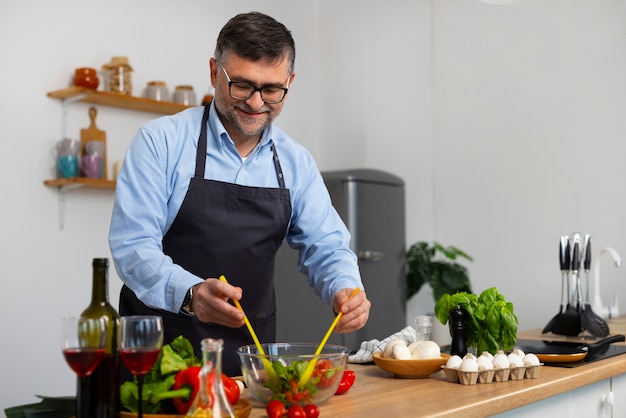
[441,364,542,385]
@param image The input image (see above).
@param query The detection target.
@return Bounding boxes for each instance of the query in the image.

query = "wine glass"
[61,316,107,418]
[118,315,163,418]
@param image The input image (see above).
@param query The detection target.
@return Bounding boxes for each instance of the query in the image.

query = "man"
[109,11,370,375]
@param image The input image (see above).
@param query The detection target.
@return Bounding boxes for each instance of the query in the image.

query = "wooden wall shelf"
[47,87,191,115]
[44,178,116,190]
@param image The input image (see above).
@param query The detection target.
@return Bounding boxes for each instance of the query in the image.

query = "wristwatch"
[180,285,198,315]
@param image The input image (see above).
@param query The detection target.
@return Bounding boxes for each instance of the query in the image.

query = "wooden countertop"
[242,330,626,417]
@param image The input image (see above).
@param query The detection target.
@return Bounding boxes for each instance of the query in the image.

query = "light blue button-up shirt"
[109,103,361,313]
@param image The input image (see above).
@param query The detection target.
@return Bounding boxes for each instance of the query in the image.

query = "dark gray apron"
[120,103,292,376]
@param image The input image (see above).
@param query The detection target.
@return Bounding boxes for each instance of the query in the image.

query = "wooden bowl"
[372,352,451,378]
[120,398,252,418]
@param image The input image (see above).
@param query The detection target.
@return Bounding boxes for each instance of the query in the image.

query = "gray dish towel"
[348,326,417,363]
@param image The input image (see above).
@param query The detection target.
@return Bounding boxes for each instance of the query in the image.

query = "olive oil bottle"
[78,258,120,417]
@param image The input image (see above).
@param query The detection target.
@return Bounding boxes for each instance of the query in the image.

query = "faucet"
[591,247,622,318]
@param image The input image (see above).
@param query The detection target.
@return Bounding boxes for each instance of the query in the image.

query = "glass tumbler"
[414,315,433,342]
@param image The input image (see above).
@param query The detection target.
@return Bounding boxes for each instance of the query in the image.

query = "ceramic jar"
[173,85,196,106]
[73,67,99,89]
[144,81,170,101]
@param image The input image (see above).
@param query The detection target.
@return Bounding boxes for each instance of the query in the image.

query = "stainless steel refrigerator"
[274,169,406,352]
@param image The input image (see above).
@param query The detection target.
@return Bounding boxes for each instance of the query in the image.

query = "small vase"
[185,338,235,417]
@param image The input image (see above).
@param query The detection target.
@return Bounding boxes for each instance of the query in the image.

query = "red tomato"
[303,404,320,418]
[334,370,356,395]
[312,359,337,389]
[266,399,287,418]
[287,405,306,418]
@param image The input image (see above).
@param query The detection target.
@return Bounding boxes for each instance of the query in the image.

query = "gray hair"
[214,12,296,74]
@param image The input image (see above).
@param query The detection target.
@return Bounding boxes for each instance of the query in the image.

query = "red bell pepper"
[152,366,240,414]
[207,371,241,406]
[172,366,202,413]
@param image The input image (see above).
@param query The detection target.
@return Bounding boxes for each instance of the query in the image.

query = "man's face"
[210,54,294,142]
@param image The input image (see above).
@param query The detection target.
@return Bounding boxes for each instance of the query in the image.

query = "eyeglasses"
[220,65,290,104]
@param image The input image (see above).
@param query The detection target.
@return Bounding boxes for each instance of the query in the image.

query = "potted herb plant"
[405,241,473,303]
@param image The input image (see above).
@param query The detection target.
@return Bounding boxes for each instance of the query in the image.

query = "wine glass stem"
[76,376,86,418]
[137,374,144,418]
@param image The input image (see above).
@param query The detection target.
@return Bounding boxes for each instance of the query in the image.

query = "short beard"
[215,100,274,137]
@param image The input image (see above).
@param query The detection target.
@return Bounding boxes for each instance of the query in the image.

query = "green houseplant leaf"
[406,241,473,302]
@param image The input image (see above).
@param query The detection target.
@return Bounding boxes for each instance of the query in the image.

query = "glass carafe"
[186,338,236,417]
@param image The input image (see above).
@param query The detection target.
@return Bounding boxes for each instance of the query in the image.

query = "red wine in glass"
[119,315,163,418]
[119,347,160,375]
[63,347,105,377]
[61,316,107,418]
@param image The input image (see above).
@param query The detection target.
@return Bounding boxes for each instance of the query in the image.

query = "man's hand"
[192,278,246,327]
[332,288,371,333]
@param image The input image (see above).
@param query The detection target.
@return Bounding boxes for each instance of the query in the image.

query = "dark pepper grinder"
[449,305,467,357]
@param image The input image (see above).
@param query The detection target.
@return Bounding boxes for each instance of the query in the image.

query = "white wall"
[3,0,626,412]
[430,0,626,331]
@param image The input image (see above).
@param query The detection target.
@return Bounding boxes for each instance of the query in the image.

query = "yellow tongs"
[219,275,277,382]
[297,287,361,387]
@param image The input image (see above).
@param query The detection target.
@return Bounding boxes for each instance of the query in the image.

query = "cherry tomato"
[266,399,287,418]
[287,405,306,418]
[312,359,337,388]
[303,404,320,418]
[334,370,356,395]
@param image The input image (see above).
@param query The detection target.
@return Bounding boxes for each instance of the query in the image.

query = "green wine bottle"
[78,258,120,417]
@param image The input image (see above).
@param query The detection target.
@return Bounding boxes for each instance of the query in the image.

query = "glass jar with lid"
[173,85,197,106]
[102,56,133,95]
[144,81,170,102]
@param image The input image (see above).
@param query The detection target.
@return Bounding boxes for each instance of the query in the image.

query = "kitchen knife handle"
[560,235,570,271]
[571,240,580,272]
[584,235,591,271]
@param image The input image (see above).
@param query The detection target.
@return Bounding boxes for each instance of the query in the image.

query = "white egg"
[511,348,525,359]
[479,351,494,361]
[507,353,524,368]
[459,357,478,372]
[412,341,441,360]
[476,355,494,371]
[523,353,541,366]
[446,355,463,369]
[383,339,406,358]
[492,350,510,369]
[462,353,476,361]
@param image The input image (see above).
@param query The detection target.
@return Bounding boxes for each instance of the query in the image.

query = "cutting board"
[80,106,107,179]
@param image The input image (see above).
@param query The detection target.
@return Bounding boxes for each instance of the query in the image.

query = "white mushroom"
[412,341,441,359]
[383,339,406,358]
[392,342,413,360]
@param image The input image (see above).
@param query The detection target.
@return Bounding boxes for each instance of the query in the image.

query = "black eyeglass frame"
[220,65,290,104]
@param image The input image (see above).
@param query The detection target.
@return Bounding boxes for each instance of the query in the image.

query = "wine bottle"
[78,258,120,418]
